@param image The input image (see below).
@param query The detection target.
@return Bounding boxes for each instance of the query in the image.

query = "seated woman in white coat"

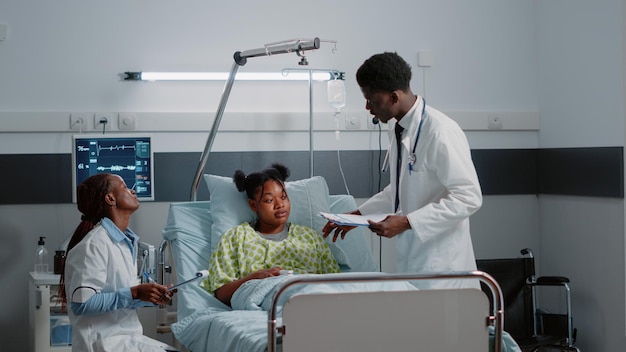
[60,173,177,352]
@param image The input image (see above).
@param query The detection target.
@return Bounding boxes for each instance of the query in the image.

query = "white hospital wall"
[0,1,538,113]
[534,1,626,351]
[2,0,615,350]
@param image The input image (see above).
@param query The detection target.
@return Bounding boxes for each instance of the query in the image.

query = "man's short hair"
[356,52,412,92]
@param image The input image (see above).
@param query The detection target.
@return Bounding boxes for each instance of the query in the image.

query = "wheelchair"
[477,248,580,351]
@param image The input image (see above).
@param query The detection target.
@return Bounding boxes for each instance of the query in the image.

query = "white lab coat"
[359,98,482,289]
[65,223,170,352]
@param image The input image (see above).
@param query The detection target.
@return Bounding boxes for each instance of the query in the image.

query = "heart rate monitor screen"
[72,134,155,202]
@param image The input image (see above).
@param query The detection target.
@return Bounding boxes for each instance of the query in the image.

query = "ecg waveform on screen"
[77,144,136,155]
[96,165,137,172]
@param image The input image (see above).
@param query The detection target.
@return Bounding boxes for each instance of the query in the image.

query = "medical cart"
[28,272,72,352]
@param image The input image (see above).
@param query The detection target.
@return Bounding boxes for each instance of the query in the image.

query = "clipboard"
[319,212,392,226]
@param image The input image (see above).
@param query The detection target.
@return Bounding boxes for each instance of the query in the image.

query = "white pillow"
[203,174,350,267]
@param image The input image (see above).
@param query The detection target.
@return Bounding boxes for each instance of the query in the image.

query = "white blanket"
[172,273,416,352]
[231,275,292,311]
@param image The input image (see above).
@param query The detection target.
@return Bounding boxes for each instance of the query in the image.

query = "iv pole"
[161,38,323,321]
[189,38,321,201]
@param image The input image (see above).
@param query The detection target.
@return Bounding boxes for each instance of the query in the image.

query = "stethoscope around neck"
[381,96,426,174]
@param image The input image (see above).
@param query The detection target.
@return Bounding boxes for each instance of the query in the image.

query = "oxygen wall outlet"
[70,113,89,131]
[418,51,433,67]
[118,113,137,130]
[488,114,503,130]
[0,23,7,41]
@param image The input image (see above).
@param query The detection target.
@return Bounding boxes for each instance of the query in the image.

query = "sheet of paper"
[319,212,392,226]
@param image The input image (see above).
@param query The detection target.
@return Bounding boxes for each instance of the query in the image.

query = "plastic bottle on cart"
[35,236,49,273]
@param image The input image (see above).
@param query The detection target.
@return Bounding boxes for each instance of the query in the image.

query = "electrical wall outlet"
[366,114,380,130]
[70,113,90,131]
[344,113,361,130]
[94,113,113,131]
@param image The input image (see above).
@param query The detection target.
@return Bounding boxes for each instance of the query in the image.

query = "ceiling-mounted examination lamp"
[122,71,338,81]
[123,38,339,83]
[151,37,338,200]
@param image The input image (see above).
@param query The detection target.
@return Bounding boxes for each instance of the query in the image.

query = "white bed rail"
[268,271,503,352]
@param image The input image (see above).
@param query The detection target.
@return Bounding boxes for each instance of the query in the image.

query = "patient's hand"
[248,267,283,280]
[322,221,357,242]
[215,267,283,306]
[322,210,360,242]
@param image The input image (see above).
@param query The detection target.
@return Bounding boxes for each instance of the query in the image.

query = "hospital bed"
[156,173,519,352]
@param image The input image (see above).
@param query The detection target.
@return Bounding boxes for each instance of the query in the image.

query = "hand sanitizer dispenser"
[35,236,49,273]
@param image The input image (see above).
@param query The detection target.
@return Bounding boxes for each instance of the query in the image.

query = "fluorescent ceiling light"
[124,71,336,81]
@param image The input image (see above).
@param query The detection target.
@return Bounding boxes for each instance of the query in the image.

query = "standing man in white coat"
[322,52,482,289]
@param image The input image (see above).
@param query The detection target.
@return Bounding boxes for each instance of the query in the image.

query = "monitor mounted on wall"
[71,134,155,203]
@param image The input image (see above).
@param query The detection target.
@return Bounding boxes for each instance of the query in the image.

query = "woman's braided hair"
[59,173,114,304]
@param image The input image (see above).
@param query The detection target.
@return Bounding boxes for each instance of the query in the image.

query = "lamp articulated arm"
[190,38,322,201]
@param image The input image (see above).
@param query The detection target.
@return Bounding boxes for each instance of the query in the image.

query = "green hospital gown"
[202,222,340,294]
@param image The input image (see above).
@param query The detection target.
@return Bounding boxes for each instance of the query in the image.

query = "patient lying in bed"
[201,163,340,306]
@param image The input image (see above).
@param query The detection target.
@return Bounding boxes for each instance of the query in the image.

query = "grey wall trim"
[1,154,72,204]
[472,149,537,196]
[1,147,622,204]
[537,147,624,198]
[157,151,389,202]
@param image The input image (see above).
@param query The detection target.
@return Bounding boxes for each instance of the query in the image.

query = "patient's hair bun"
[266,163,290,181]
[233,169,247,192]
[232,163,291,199]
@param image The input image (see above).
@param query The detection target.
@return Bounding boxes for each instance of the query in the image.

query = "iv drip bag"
[327,79,346,111]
